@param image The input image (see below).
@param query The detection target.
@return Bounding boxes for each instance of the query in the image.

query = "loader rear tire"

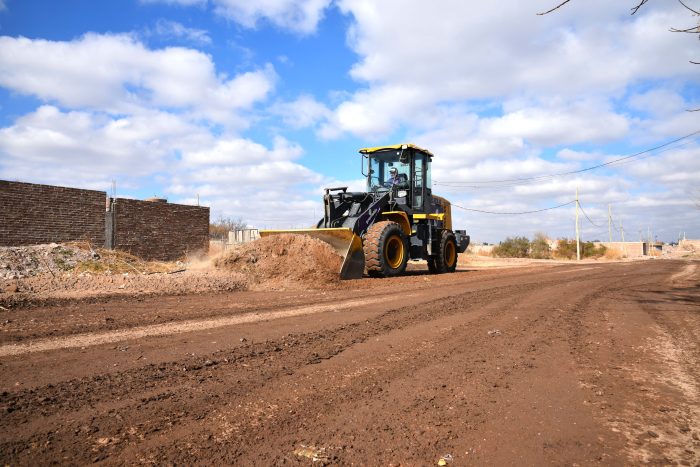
[433,230,458,273]
[364,221,409,277]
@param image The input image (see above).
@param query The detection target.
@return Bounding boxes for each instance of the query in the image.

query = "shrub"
[555,239,607,259]
[492,236,531,258]
[583,241,607,258]
[530,232,552,259]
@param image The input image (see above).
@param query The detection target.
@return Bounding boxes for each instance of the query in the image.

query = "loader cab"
[360,144,433,212]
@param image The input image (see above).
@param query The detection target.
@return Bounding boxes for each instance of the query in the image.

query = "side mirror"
[399,146,409,164]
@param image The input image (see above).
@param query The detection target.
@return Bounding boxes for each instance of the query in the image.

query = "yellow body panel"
[413,213,445,221]
[359,143,434,157]
[416,195,453,231]
[380,211,411,235]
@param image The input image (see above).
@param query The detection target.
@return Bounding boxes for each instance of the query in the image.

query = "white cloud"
[556,149,604,162]
[321,0,697,140]
[0,104,326,228]
[0,34,275,125]
[182,135,304,166]
[149,19,212,45]
[481,100,629,146]
[621,144,700,184]
[212,0,331,34]
[168,136,325,227]
[0,105,209,188]
[628,88,687,117]
[271,95,331,129]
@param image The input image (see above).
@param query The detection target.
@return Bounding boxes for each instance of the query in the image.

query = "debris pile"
[0,243,95,280]
[0,243,247,306]
[215,234,343,289]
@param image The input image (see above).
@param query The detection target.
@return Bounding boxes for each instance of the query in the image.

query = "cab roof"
[359,143,434,157]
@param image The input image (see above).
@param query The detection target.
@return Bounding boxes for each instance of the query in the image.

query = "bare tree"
[538,0,699,110]
[210,216,248,240]
[538,0,699,46]
[539,0,649,16]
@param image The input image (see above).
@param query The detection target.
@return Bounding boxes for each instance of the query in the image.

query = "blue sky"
[0,0,698,242]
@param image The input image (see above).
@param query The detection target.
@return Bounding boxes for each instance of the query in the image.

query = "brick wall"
[112,198,209,261]
[0,180,105,247]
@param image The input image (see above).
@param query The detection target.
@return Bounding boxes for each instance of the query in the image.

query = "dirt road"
[1,260,698,465]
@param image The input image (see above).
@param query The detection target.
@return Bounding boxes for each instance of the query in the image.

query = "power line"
[578,202,603,228]
[434,129,700,186]
[451,200,575,215]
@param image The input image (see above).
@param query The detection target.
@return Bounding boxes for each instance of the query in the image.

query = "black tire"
[427,258,438,273]
[434,230,458,273]
[364,221,409,277]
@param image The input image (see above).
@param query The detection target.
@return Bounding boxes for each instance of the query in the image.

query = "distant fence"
[0,180,209,261]
[210,229,261,253]
[229,229,260,244]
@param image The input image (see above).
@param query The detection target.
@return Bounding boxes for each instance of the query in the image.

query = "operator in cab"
[384,167,408,188]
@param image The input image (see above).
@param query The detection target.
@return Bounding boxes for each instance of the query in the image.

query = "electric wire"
[433,129,700,187]
[451,200,575,215]
[578,202,604,228]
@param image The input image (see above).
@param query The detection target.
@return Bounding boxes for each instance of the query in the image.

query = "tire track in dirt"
[0,296,396,357]
[0,264,654,465]
[563,261,700,466]
[0,262,600,345]
[112,263,657,465]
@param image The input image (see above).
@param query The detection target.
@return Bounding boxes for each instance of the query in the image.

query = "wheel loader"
[260,144,469,279]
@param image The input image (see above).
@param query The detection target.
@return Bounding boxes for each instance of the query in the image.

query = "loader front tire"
[364,221,409,277]
[433,230,458,273]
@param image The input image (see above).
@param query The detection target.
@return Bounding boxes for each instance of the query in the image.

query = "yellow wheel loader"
[260,144,469,279]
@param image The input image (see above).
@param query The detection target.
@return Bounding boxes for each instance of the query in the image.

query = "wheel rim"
[445,240,456,267]
[384,235,404,269]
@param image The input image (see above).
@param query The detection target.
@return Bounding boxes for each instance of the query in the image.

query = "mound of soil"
[215,234,343,290]
[0,244,95,280]
[0,243,249,307]
[0,270,248,308]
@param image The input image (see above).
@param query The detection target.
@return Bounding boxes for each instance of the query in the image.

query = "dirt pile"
[0,235,343,305]
[1,270,247,307]
[0,243,95,279]
[215,234,343,290]
[0,243,247,307]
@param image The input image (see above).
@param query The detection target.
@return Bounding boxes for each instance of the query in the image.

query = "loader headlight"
[397,190,407,198]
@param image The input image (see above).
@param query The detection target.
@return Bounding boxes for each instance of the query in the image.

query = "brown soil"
[0,260,698,465]
[215,234,343,290]
[0,235,346,307]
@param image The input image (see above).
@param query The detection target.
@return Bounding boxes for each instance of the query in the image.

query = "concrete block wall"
[111,198,209,261]
[595,241,646,256]
[0,180,105,247]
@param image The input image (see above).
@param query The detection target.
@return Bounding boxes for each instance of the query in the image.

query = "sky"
[0,0,698,243]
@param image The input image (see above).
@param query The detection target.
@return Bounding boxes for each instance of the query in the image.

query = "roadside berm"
[0,234,345,307]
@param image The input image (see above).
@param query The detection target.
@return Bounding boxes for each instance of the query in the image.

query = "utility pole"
[608,204,612,243]
[575,187,581,261]
[620,217,626,256]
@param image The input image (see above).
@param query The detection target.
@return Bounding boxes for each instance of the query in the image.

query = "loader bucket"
[258,228,365,280]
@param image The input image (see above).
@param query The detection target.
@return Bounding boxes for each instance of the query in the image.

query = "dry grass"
[603,248,625,260]
[71,247,177,275]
